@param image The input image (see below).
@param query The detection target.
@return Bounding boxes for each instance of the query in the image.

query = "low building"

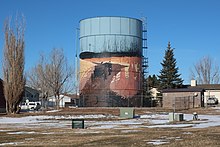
[162,80,220,109]
[188,80,220,104]
[0,79,6,113]
[162,88,204,109]
[22,86,40,102]
[48,94,79,108]
[0,82,41,112]
[190,84,220,104]
[64,94,80,107]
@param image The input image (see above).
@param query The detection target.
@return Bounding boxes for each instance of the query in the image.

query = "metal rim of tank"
[79,16,143,23]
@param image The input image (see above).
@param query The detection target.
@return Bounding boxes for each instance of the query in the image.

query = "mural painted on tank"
[79,55,142,107]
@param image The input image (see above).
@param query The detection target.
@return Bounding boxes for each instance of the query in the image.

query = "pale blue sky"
[0,0,220,84]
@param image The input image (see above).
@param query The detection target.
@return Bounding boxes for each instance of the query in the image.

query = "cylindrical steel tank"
[79,16,143,107]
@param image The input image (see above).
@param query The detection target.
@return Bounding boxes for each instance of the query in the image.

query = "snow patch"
[183,132,193,135]
[146,124,194,128]
[89,125,118,129]
[7,131,36,135]
[121,130,141,133]
[74,130,104,134]
[25,138,34,141]
[41,132,55,134]
[0,113,220,130]
[0,130,12,132]
[147,139,169,145]
[0,142,23,146]
[46,110,61,113]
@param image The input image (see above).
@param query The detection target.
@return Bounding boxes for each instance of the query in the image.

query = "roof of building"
[162,88,204,93]
[25,86,40,95]
[161,83,220,93]
[189,84,220,90]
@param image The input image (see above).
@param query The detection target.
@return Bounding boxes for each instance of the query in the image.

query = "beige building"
[190,80,220,104]
[162,88,204,109]
[162,80,220,109]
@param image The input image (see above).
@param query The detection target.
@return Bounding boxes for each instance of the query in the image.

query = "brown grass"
[0,107,220,146]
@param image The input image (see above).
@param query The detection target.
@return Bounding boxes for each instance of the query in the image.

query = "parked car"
[207,97,218,105]
[20,101,41,111]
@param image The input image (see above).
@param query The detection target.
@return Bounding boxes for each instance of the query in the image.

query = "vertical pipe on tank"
[75,28,80,105]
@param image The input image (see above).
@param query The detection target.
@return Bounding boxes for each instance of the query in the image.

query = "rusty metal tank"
[79,16,143,107]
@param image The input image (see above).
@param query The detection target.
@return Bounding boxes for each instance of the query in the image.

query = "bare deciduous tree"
[190,56,220,84]
[2,16,25,114]
[27,56,49,108]
[27,48,73,109]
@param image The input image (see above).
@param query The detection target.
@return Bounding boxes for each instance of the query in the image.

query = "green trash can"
[72,119,84,129]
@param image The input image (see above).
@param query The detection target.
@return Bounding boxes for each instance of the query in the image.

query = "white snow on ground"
[0,116,45,124]
[6,131,57,135]
[89,124,116,129]
[146,136,183,145]
[145,113,220,128]
[52,114,115,119]
[7,131,36,135]
[147,124,194,128]
[0,114,114,124]
[147,139,169,145]
[90,119,148,126]
[87,118,149,129]
[74,130,104,134]
[121,130,142,133]
[140,113,168,119]
[46,110,61,113]
[0,142,24,146]
[182,132,193,135]
[149,119,168,124]
[189,114,220,128]
[1,109,219,146]
[25,138,34,141]
[0,130,12,132]
[0,112,220,130]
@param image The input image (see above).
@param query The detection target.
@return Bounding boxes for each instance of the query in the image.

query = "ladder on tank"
[141,17,149,106]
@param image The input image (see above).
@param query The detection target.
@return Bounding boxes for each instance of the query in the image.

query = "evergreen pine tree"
[158,42,183,89]
[147,74,159,88]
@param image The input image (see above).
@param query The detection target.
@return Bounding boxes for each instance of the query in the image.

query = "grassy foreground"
[0,107,220,146]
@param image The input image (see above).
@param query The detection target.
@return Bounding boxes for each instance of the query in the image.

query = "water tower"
[79,16,145,107]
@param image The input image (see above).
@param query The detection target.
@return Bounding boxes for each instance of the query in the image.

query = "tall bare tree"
[2,16,25,114]
[27,48,73,109]
[191,56,220,84]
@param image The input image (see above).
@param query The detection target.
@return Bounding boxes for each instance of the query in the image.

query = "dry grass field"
[0,107,220,146]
